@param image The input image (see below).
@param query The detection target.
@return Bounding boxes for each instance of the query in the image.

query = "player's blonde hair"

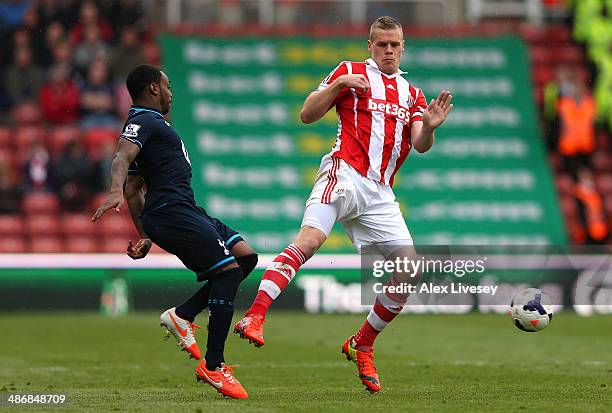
[369,16,403,40]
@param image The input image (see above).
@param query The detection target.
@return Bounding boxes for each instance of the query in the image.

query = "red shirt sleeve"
[316,61,350,107]
[317,62,349,91]
[410,88,427,122]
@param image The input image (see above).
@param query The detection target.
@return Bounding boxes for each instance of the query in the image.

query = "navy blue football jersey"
[120,105,195,212]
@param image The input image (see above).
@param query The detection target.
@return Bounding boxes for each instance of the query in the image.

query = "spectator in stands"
[114,81,132,117]
[91,140,114,192]
[22,6,47,66]
[557,76,597,177]
[40,64,80,124]
[0,75,10,114]
[0,24,31,68]
[36,0,63,29]
[593,47,611,130]
[107,0,144,38]
[49,39,75,73]
[4,46,44,106]
[54,140,93,211]
[48,39,84,87]
[39,20,66,67]
[543,65,575,152]
[79,58,118,130]
[12,26,30,49]
[0,0,31,33]
[69,0,113,45]
[573,168,609,244]
[73,24,110,73]
[23,139,53,192]
[0,156,22,214]
[36,0,79,31]
[110,27,145,81]
[573,0,612,131]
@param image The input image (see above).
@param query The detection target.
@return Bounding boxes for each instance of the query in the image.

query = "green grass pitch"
[0,312,610,412]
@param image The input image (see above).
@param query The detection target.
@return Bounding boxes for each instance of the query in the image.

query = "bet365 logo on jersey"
[367,98,410,122]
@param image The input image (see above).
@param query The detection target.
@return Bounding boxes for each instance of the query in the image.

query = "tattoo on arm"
[109,139,140,195]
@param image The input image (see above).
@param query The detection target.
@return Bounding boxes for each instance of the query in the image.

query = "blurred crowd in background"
[538,0,611,244]
[0,0,156,213]
[0,0,610,250]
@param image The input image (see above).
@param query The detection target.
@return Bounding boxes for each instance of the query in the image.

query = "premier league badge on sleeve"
[122,123,141,138]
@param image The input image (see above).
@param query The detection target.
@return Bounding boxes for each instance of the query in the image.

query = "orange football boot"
[160,307,202,360]
[233,314,266,347]
[195,360,248,399]
[341,336,381,393]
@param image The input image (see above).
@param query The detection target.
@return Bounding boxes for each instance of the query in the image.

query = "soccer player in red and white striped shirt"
[235,16,453,392]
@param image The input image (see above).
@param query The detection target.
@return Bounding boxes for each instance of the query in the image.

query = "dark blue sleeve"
[120,118,154,149]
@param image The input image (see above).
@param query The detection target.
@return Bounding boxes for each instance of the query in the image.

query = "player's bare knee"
[296,236,322,259]
[382,242,421,284]
[295,227,326,258]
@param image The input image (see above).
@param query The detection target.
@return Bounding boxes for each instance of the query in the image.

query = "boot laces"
[219,364,239,385]
[249,314,265,328]
[189,323,201,336]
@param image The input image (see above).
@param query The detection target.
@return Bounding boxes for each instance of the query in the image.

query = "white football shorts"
[301,153,413,251]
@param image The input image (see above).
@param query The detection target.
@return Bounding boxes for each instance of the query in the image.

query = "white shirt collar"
[365,58,406,77]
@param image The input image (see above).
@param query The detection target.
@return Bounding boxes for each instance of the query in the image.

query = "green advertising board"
[159,35,567,252]
[1,252,609,315]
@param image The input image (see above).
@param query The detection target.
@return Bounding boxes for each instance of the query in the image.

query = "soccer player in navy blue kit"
[92,65,255,399]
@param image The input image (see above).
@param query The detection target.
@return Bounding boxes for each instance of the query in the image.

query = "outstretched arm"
[300,74,370,124]
[411,90,453,153]
[91,139,140,221]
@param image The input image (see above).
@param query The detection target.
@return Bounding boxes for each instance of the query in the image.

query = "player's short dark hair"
[126,64,162,100]
[369,16,403,40]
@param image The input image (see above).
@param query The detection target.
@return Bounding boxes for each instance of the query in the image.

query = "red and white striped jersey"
[317,58,427,186]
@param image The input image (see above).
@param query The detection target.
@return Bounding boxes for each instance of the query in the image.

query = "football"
[509,288,554,332]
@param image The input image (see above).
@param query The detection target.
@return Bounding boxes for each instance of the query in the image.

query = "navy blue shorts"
[141,201,244,281]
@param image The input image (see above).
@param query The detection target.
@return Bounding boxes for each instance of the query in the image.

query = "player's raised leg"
[235,203,338,347]
[342,244,419,393]
[233,227,321,347]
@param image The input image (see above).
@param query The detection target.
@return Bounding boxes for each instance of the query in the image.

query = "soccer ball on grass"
[508,288,553,332]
